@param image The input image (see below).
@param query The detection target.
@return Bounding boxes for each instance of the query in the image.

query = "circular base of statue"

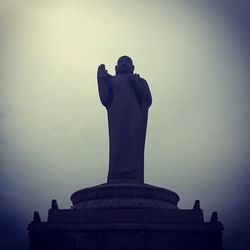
[71,183,179,209]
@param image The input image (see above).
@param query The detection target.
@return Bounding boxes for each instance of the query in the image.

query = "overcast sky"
[0,1,249,249]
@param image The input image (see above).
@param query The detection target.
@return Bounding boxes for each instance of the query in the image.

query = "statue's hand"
[97,64,112,106]
[97,64,109,79]
[128,73,140,84]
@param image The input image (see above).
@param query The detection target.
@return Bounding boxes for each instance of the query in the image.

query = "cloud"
[0,1,249,249]
[0,111,8,119]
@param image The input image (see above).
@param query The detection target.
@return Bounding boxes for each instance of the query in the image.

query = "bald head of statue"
[115,55,135,75]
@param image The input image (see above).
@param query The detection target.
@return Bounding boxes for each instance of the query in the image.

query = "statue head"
[115,56,134,75]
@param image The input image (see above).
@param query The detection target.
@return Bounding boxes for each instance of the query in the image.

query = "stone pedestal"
[71,183,179,210]
[28,183,224,250]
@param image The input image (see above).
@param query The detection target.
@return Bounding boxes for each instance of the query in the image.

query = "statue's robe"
[105,73,150,183]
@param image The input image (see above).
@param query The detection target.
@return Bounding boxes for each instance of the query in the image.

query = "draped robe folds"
[98,73,151,183]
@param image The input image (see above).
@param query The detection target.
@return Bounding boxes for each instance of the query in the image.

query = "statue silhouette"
[97,56,152,183]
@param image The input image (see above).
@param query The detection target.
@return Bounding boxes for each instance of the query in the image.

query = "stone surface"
[71,183,179,209]
[47,208,204,224]
[97,56,152,183]
[28,210,223,250]
[28,183,224,250]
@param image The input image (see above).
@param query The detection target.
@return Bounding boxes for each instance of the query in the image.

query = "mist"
[0,1,249,249]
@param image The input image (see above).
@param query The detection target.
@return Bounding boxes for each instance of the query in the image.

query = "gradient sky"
[0,1,249,249]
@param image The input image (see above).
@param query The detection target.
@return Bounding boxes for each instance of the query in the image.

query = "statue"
[210,211,218,223]
[97,56,152,183]
[193,200,201,209]
[51,199,58,209]
[33,211,41,223]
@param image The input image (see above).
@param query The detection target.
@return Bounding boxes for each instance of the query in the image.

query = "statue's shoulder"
[139,77,148,85]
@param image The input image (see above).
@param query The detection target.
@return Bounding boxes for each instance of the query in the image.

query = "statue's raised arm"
[97,64,112,107]
[97,56,152,184]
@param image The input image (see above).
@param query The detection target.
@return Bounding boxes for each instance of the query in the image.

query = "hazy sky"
[0,1,249,249]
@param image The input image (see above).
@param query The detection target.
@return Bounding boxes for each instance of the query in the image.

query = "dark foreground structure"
[28,183,223,250]
[28,57,224,250]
